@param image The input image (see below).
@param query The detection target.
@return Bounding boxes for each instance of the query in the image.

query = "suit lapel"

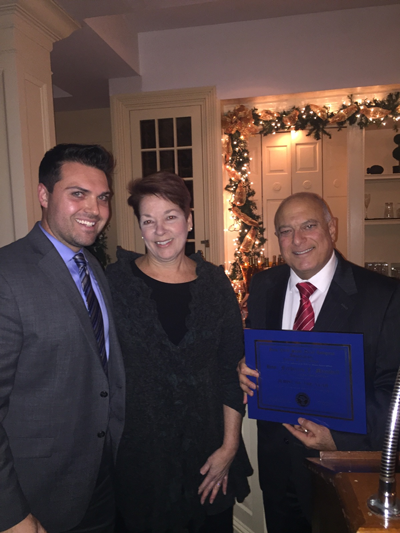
[314,252,357,332]
[28,224,100,355]
[265,268,289,329]
[39,250,100,352]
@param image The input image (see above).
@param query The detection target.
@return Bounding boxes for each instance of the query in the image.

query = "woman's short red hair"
[127,171,192,221]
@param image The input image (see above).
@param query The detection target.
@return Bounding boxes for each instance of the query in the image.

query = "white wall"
[138,5,400,99]
[133,5,400,271]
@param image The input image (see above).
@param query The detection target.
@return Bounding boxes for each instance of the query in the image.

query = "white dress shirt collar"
[282,250,338,330]
[288,250,337,294]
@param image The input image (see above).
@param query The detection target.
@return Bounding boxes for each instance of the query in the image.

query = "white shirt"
[281,251,338,330]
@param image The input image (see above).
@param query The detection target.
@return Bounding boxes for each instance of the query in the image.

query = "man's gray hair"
[274,192,332,232]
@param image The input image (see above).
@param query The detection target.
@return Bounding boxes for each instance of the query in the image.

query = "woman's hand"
[198,446,236,505]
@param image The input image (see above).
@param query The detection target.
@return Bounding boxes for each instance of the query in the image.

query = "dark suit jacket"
[247,251,400,517]
[0,223,125,532]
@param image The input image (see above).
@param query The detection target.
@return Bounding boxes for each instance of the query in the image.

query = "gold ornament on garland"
[240,227,257,253]
[222,136,232,161]
[231,206,260,227]
[359,106,390,120]
[328,104,358,123]
[233,181,246,206]
[221,104,261,139]
[259,109,275,121]
[309,104,328,120]
[226,165,241,181]
[283,109,299,127]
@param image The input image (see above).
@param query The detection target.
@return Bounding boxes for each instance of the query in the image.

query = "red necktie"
[293,282,317,331]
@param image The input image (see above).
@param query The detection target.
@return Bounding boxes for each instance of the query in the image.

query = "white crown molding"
[0,0,80,44]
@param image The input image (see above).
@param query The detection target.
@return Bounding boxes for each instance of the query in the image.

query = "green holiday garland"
[222,92,400,281]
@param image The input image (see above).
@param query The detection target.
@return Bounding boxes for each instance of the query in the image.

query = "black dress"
[131,260,193,346]
[106,250,252,533]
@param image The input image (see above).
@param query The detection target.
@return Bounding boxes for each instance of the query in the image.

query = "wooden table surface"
[307,452,400,532]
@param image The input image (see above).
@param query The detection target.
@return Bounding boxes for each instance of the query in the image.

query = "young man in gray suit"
[0,145,125,533]
[239,192,400,533]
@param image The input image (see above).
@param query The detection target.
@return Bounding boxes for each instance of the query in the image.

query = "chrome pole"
[368,366,400,517]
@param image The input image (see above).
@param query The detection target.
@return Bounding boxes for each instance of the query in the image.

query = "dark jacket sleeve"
[214,266,245,416]
[332,282,400,451]
[0,272,31,529]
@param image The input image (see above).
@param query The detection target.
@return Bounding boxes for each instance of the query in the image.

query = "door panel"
[262,132,292,200]
[262,132,292,262]
[291,130,322,195]
[262,131,322,260]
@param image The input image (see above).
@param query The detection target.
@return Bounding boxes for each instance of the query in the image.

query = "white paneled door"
[262,130,322,261]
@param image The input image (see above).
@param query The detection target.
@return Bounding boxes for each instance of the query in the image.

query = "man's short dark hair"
[39,144,115,193]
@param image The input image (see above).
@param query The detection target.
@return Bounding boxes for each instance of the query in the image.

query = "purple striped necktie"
[74,253,108,375]
[293,282,317,331]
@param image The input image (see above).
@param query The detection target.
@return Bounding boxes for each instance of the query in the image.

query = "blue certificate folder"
[244,329,367,434]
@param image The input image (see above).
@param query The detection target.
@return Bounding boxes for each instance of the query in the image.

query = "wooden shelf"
[365,174,400,181]
[365,218,400,225]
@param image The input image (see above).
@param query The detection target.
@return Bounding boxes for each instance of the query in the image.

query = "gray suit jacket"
[0,223,125,532]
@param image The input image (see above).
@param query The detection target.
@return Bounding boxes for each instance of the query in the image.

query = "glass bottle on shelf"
[384,202,394,218]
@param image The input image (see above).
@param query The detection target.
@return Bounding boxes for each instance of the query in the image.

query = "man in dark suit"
[0,145,125,533]
[239,192,400,533]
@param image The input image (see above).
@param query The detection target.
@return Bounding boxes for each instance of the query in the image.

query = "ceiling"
[51,0,399,111]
